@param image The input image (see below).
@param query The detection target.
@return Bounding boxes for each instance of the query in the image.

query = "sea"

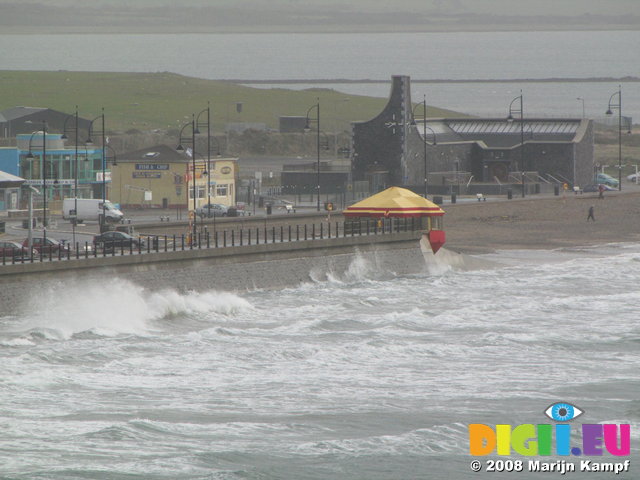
[1,30,639,479]
[0,243,639,479]
[0,30,639,120]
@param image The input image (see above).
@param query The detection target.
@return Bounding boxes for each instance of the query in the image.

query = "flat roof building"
[352,76,594,196]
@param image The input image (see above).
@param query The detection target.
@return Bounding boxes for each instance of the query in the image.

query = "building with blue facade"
[0,131,106,211]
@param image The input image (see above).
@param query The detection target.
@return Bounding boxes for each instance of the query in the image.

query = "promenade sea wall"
[1,232,427,315]
[7,188,638,315]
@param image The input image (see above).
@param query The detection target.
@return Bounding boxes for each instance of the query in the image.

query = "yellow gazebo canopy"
[343,186,445,218]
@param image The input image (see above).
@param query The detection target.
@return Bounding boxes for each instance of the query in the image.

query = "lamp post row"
[409,88,625,198]
[178,103,228,242]
[22,88,624,240]
[502,88,626,196]
[26,108,117,248]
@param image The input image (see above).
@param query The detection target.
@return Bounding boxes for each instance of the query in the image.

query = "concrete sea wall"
[1,232,426,315]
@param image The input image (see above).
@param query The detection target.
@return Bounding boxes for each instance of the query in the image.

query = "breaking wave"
[3,279,251,341]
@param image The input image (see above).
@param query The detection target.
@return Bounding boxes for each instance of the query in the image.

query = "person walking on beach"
[587,205,595,222]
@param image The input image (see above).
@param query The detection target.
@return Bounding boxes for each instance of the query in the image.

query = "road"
[0,202,328,249]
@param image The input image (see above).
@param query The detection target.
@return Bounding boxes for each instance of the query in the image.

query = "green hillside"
[0,71,461,134]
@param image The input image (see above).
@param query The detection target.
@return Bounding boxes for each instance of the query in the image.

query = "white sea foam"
[420,237,499,275]
[0,337,35,346]
[14,279,252,340]
[309,251,384,285]
[2,243,639,479]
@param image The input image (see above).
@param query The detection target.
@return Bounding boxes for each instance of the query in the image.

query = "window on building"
[62,156,71,178]
[216,184,228,197]
[190,185,206,199]
[20,156,32,178]
[48,157,60,181]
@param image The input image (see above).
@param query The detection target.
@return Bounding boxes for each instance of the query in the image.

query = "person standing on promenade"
[598,184,605,199]
[587,205,595,222]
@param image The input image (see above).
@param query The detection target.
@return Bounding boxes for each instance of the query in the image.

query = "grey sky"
[1,0,638,32]
[3,0,638,14]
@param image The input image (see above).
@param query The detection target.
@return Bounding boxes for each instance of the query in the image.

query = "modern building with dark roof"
[0,107,92,139]
[352,76,594,196]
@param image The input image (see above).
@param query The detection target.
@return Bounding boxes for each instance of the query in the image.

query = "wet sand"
[442,190,640,254]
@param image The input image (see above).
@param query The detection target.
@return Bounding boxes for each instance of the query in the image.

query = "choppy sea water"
[1,243,639,479]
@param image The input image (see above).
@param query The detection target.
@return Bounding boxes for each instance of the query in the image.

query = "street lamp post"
[507,91,525,197]
[86,108,107,229]
[304,99,321,211]
[177,115,197,242]
[25,121,48,247]
[411,96,436,197]
[62,106,79,244]
[105,144,117,168]
[196,103,212,218]
[422,125,436,183]
[606,86,623,191]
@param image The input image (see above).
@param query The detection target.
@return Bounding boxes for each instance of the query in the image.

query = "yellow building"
[195,158,238,208]
[111,144,238,210]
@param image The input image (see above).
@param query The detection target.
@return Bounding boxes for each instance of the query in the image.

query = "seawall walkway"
[0,217,427,314]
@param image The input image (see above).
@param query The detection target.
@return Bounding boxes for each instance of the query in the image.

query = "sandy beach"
[442,189,640,253]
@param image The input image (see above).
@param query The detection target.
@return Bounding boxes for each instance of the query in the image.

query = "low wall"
[1,231,425,315]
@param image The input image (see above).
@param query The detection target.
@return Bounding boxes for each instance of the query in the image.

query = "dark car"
[93,231,145,252]
[583,184,616,193]
[0,240,36,261]
[22,237,69,255]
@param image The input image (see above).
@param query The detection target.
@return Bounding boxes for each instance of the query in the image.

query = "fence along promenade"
[1,217,423,266]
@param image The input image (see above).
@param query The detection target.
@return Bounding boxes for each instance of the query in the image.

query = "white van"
[62,198,124,224]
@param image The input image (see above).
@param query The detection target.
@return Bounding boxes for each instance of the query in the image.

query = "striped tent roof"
[343,186,444,218]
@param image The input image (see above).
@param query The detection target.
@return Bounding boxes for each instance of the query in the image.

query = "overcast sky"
[2,0,639,32]
[2,0,638,15]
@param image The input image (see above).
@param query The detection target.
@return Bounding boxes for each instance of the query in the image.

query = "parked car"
[583,184,616,193]
[234,202,248,216]
[627,173,639,183]
[195,203,228,218]
[93,231,145,252]
[595,173,619,188]
[22,237,69,255]
[0,240,36,260]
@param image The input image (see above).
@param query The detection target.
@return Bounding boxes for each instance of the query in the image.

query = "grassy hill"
[0,71,461,135]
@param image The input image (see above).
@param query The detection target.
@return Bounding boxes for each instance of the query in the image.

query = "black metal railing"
[1,217,422,266]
